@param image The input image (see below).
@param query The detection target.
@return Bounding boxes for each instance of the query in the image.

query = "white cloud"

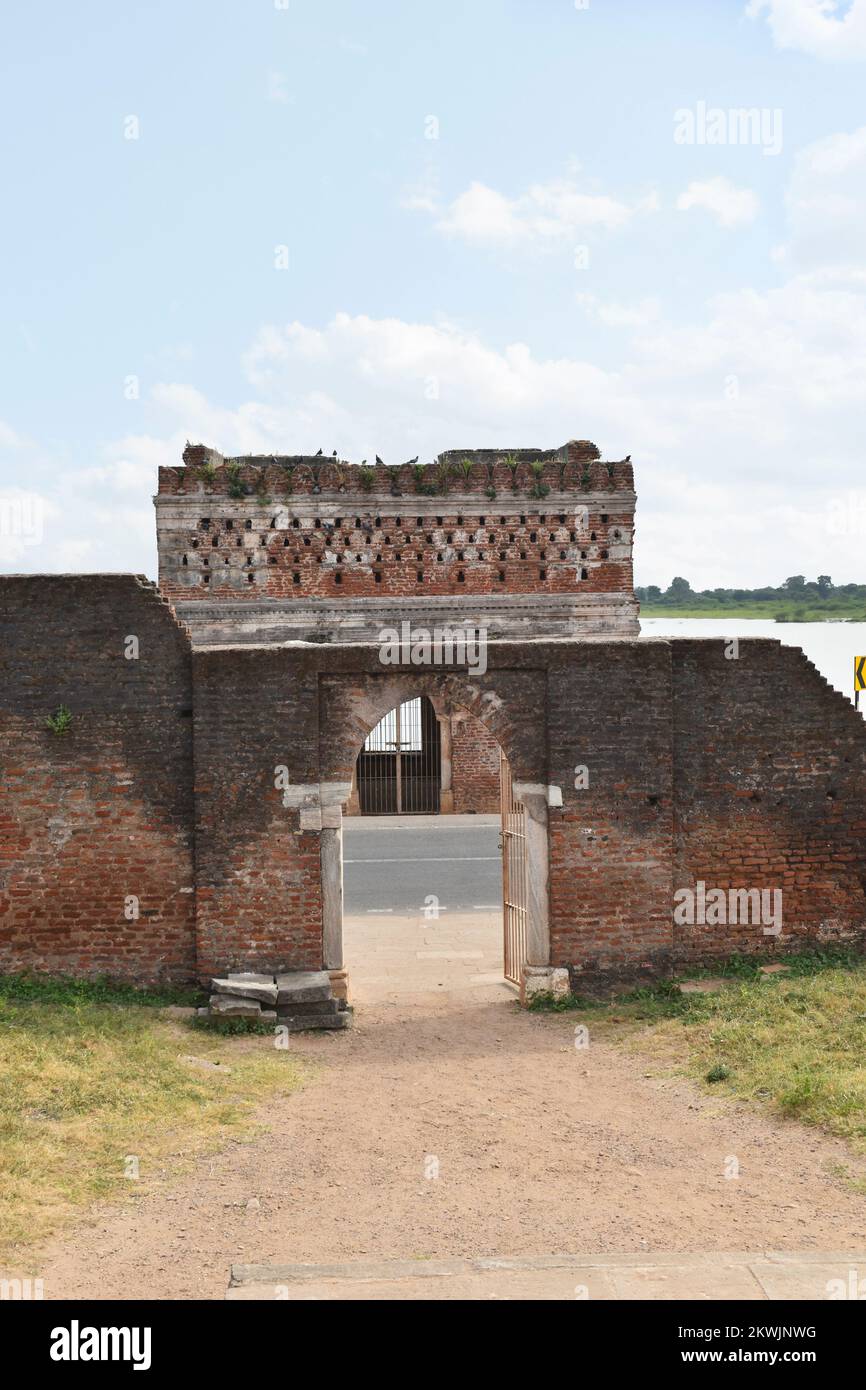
[676,176,759,228]
[432,175,654,247]
[576,294,662,328]
[785,126,866,265]
[747,0,866,62]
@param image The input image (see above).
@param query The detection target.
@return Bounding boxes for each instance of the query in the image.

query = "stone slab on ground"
[226,1251,866,1302]
[280,1010,352,1032]
[208,994,261,1017]
[212,977,279,1005]
[276,971,332,1005]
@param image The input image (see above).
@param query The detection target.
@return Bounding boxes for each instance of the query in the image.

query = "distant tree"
[783,575,807,595]
[667,576,692,600]
[644,584,662,601]
[817,575,833,597]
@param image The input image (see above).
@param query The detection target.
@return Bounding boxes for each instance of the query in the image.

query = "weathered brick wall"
[191,647,324,979]
[670,639,866,960]
[451,710,501,813]
[0,576,196,982]
[546,640,676,979]
[155,441,636,608]
[2,590,864,989]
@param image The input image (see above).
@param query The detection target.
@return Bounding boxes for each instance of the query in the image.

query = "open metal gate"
[499,748,528,986]
[357,696,441,814]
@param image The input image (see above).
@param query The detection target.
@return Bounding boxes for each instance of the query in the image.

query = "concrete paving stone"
[227,1252,866,1302]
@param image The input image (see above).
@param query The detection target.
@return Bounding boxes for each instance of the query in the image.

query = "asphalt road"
[342,814,501,914]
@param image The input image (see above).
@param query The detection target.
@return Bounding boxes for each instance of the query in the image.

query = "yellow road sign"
[856,656,866,692]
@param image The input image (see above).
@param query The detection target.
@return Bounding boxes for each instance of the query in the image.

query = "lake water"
[640,618,866,718]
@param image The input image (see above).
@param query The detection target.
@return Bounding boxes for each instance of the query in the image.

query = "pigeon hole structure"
[2,439,866,1008]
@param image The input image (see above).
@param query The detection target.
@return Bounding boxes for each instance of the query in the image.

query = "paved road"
[343,814,501,914]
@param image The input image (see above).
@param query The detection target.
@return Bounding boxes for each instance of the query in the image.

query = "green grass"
[640,601,866,622]
[0,973,304,1261]
[531,951,866,1151]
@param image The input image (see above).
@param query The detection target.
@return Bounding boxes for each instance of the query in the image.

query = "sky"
[2,0,866,589]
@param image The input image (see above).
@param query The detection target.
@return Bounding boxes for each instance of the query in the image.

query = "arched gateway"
[2,440,865,1008]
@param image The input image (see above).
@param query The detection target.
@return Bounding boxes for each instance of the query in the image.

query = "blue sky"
[3,0,866,586]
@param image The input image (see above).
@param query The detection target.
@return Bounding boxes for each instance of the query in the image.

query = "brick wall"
[191,647,324,978]
[155,442,636,611]
[546,639,676,978]
[451,710,501,813]
[0,576,196,982]
[670,639,866,961]
[2,582,864,989]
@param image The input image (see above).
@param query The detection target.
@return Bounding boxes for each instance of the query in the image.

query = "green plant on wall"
[254,466,271,504]
[581,467,592,489]
[529,460,549,499]
[357,464,376,492]
[46,706,72,736]
[503,452,520,491]
[435,459,455,494]
[412,462,436,496]
[458,456,474,479]
[225,461,246,498]
[197,460,217,483]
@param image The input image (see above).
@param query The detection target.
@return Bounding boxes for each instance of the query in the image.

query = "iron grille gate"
[358,696,441,814]
[500,748,528,986]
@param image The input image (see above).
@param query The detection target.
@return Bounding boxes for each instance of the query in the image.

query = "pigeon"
[405,456,418,466]
[332,450,337,457]
[375,454,385,466]
[624,454,631,462]
[315,448,323,456]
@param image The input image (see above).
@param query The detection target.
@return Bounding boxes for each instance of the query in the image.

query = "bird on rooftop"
[315,448,323,456]
[375,454,385,466]
[624,454,631,462]
[405,456,418,466]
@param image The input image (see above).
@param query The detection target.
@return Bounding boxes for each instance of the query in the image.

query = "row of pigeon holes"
[183,512,624,584]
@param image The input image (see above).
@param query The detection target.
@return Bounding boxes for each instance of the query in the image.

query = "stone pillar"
[513,784,551,968]
[438,711,454,813]
[320,783,351,971]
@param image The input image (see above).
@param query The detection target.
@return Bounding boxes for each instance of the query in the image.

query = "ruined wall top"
[157,439,634,499]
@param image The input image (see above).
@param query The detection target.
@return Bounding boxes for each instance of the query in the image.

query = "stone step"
[212,976,279,1005]
[276,998,341,1017]
[276,971,332,1005]
[281,1010,352,1032]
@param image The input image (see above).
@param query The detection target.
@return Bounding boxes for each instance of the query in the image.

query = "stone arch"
[316,669,550,983]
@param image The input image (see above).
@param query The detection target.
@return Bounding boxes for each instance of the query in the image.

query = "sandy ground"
[26,909,866,1299]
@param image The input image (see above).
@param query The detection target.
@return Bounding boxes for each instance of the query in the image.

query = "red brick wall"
[3,588,864,990]
[191,648,324,979]
[0,577,196,982]
[451,711,501,813]
[670,639,866,961]
[155,444,635,604]
[546,641,676,978]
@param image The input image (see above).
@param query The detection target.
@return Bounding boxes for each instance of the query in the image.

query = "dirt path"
[33,922,866,1299]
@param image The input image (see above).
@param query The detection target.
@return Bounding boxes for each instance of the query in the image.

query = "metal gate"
[500,748,528,986]
[357,696,441,814]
